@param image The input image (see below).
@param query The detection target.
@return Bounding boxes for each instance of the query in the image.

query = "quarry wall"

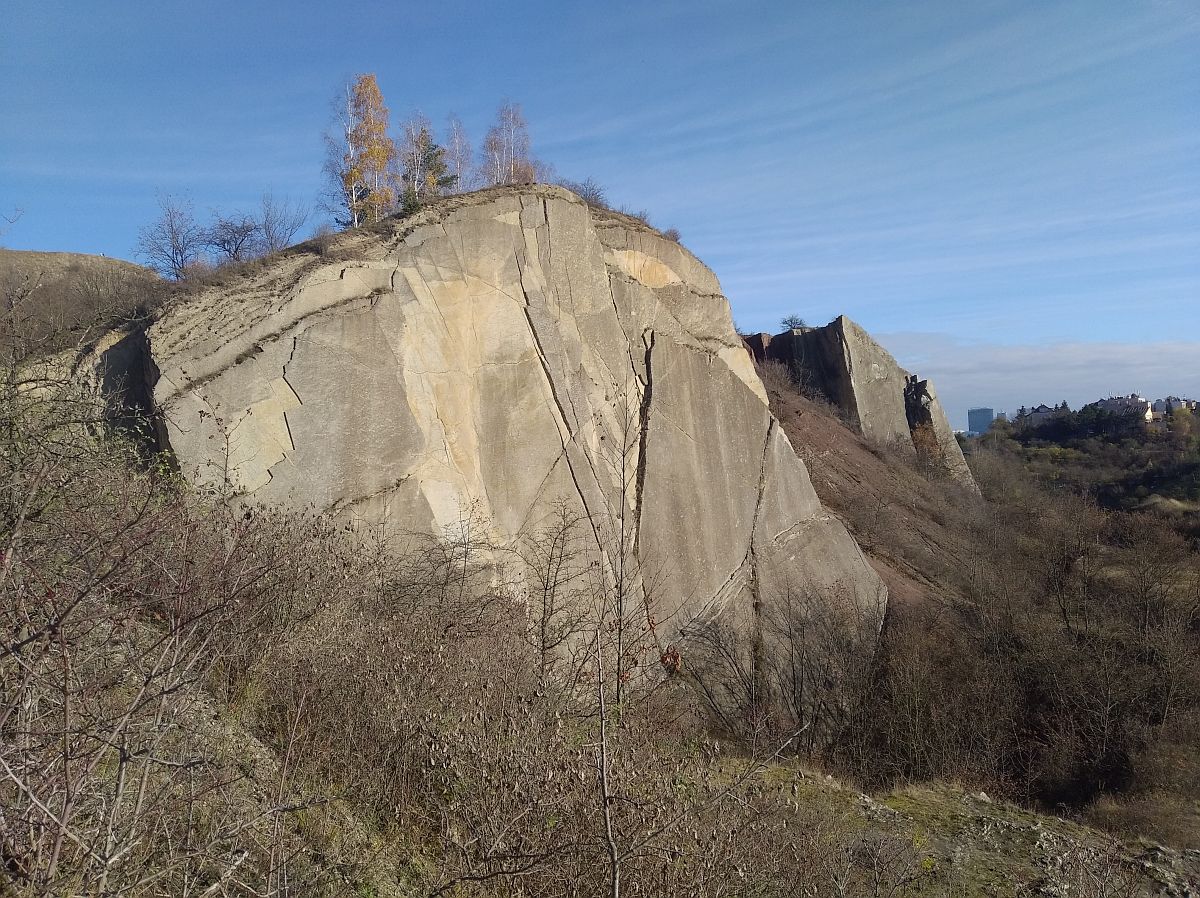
[91,186,888,646]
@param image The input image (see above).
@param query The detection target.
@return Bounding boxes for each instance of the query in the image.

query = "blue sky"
[2,0,1198,426]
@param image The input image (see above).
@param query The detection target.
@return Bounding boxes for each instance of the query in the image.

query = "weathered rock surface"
[96,186,886,643]
[746,317,978,493]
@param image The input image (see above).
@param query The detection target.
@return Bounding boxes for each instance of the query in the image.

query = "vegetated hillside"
[3,192,1200,895]
[0,249,146,284]
[5,383,1199,897]
[762,363,1200,852]
[758,361,979,605]
[977,410,1200,537]
[0,248,159,353]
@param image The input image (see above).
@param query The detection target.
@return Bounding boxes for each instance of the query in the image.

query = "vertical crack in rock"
[741,417,776,613]
[747,416,776,716]
[514,227,616,552]
[606,272,644,388]
[281,334,303,404]
[542,199,580,325]
[681,414,774,634]
[514,250,607,555]
[632,330,655,555]
[268,335,304,478]
[408,263,453,336]
[523,212,590,446]
[749,418,775,552]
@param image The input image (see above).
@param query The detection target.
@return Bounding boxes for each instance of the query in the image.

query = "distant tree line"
[976,403,1200,517]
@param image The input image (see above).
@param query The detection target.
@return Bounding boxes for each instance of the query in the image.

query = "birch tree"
[325,74,398,228]
[478,101,538,186]
[445,114,473,193]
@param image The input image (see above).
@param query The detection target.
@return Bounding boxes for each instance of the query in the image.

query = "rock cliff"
[746,317,978,492]
[94,186,886,644]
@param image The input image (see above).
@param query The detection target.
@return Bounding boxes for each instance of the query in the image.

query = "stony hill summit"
[79,184,938,647]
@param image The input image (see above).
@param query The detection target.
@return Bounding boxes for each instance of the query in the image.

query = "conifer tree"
[399,115,455,211]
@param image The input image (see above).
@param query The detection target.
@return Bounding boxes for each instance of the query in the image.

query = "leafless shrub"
[687,582,882,758]
[0,299,349,894]
[0,399,331,895]
[256,194,309,255]
[1022,837,1141,898]
[757,359,844,422]
[298,226,343,259]
[557,177,608,208]
[758,359,797,396]
[0,262,161,361]
[513,501,594,691]
[203,213,260,264]
[137,194,205,280]
[827,449,1200,827]
[909,422,942,478]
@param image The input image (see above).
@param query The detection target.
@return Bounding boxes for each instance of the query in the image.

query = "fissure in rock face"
[93,185,887,645]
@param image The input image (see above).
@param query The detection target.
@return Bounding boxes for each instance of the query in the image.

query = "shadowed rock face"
[98,186,886,643]
[746,317,978,494]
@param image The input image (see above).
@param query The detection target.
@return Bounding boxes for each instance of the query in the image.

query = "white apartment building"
[1092,394,1153,423]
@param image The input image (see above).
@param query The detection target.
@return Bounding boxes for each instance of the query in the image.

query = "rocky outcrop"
[903,375,976,490]
[93,186,886,646]
[746,317,978,493]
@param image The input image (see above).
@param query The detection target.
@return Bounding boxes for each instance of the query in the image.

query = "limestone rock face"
[747,316,978,493]
[110,186,886,641]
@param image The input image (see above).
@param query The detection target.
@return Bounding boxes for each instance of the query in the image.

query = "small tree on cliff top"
[445,114,474,192]
[326,74,397,228]
[137,193,205,279]
[399,114,455,211]
[479,100,539,186]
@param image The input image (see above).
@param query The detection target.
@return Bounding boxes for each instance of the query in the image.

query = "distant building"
[967,407,995,435]
[1012,404,1062,428]
[1090,394,1153,424]
[1030,405,1056,427]
[1007,394,1195,431]
[1151,397,1199,420]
